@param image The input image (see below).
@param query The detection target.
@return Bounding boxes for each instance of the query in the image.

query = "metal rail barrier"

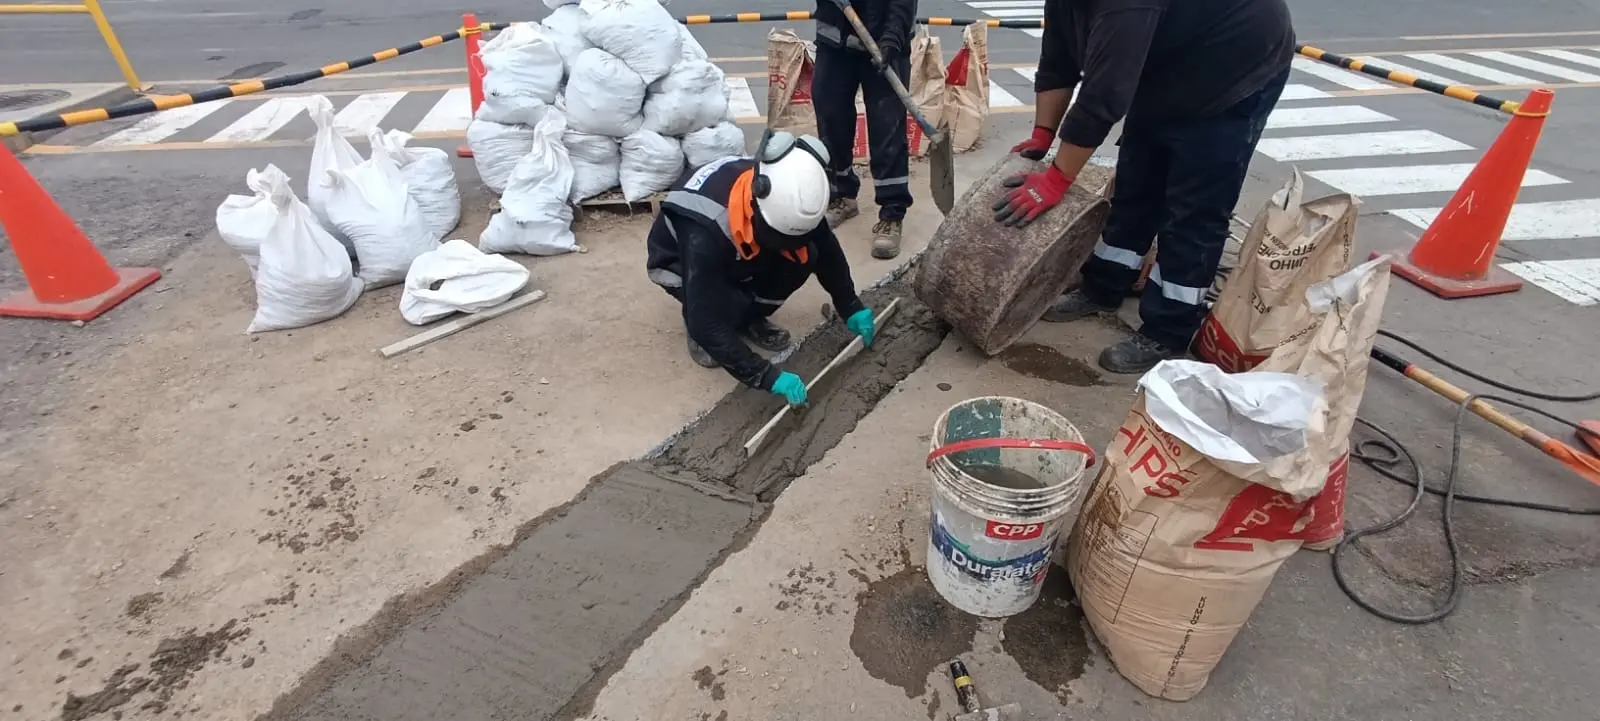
[1296,45,1521,114]
[0,0,143,91]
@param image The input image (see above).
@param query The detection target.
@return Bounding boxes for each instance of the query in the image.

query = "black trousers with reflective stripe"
[1080,66,1289,351]
[813,42,913,222]
[656,256,815,326]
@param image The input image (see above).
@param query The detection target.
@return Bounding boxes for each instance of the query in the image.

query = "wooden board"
[378,290,546,358]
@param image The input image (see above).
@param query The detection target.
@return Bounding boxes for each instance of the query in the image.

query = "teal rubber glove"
[847,308,876,348]
[770,371,808,406]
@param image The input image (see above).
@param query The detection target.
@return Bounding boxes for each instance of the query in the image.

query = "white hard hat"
[756,132,832,236]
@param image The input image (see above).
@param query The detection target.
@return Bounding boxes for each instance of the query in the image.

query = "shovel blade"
[929,131,955,216]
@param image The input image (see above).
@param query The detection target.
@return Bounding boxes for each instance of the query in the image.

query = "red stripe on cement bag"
[1194,170,1357,373]
[766,29,817,137]
[853,29,944,161]
[1067,360,1328,702]
[940,22,988,152]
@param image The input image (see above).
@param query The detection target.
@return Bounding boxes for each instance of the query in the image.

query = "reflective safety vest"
[661,156,810,265]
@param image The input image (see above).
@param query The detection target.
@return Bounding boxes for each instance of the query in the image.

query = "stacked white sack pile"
[215,95,533,333]
[470,0,748,207]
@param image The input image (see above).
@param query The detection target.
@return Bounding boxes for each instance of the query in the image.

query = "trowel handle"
[926,438,1098,469]
[827,0,942,138]
[949,660,981,713]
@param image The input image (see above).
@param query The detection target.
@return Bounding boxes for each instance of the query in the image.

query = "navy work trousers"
[811,42,913,222]
[1079,66,1291,351]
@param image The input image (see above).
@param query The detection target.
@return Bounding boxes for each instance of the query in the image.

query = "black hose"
[1332,331,1599,625]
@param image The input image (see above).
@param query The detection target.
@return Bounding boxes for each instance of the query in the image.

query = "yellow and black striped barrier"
[485,14,1045,28]
[0,29,468,138]
[1296,45,1522,114]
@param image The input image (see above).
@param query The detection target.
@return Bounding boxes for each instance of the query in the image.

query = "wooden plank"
[378,290,547,358]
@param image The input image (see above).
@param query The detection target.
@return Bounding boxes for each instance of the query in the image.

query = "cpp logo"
[985,521,1044,541]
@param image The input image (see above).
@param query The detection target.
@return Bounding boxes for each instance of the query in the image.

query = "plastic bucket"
[925,396,1096,617]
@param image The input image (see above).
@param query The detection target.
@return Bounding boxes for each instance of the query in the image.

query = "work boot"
[1098,333,1177,375]
[743,318,792,351]
[1041,290,1119,323]
[687,337,719,368]
[871,220,903,260]
[825,198,860,229]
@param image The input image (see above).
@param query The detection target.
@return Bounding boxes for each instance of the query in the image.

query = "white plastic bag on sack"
[324,152,440,287]
[642,60,729,136]
[476,22,564,125]
[481,112,581,256]
[305,95,361,256]
[543,0,579,8]
[563,48,646,137]
[399,239,532,325]
[216,164,295,279]
[369,129,460,241]
[681,123,746,167]
[466,118,538,193]
[246,170,363,334]
[542,5,594,76]
[578,0,682,83]
[619,129,683,202]
[563,129,620,202]
[678,24,708,62]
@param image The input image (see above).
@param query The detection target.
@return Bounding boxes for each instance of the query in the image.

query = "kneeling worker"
[646,131,878,407]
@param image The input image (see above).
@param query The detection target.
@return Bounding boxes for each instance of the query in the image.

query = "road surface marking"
[412,87,473,134]
[1389,198,1600,241]
[1265,105,1393,129]
[1255,129,1471,162]
[1404,53,1539,84]
[1280,84,1332,100]
[1022,29,1043,38]
[1013,67,1035,82]
[207,97,307,143]
[1291,57,1389,90]
[1466,50,1600,82]
[1353,56,1462,86]
[1502,259,1600,306]
[332,91,408,137]
[1307,164,1567,196]
[977,7,1049,18]
[1529,48,1600,71]
[90,100,234,147]
[724,77,761,121]
[988,80,1023,107]
[968,0,1044,7]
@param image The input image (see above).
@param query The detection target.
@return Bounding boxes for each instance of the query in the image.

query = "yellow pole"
[81,0,145,91]
[0,4,89,12]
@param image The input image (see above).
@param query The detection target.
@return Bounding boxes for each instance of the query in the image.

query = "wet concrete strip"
[259,282,951,721]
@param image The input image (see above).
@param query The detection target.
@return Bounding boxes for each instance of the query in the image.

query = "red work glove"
[992,165,1074,228]
[1009,125,1055,160]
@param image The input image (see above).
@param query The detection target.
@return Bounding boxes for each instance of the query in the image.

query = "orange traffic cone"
[1581,420,1600,456]
[0,144,160,321]
[457,12,484,159]
[1374,88,1554,298]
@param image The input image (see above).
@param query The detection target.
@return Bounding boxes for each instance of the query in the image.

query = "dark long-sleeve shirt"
[815,0,918,53]
[1035,0,1294,149]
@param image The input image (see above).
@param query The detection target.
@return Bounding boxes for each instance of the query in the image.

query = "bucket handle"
[926,438,1097,469]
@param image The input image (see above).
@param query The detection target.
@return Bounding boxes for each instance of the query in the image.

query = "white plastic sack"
[564,48,646,137]
[476,22,565,125]
[467,118,539,193]
[246,169,363,333]
[542,5,594,76]
[370,129,461,241]
[480,111,581,256]
[681,123,746,167]
[399,239,532,325]
[564,129,620,202]
[619,129,684,202]
[578,0,683,83]
[642,60,729,136]
[324,152,440,287]
[543,0,579,8]
[216,164,294,279]
[305,95,361,256]
[678,24,708,62]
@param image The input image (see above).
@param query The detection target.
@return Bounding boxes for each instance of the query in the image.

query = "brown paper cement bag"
[1068,360,1327,701]
[1194,170,1358,373]
[1250,255,1396,551]
[852,28,944,162]
[766,29,817,137]
[940,22,989,152]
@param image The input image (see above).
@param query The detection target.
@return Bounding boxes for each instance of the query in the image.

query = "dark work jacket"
[1035,0,1294,148]
[814,0,918,54]
[646,157,866,391]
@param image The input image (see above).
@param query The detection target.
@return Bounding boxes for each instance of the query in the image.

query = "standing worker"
[813,0,919,260]
[645,131,878,407]
[994,0,1294,373]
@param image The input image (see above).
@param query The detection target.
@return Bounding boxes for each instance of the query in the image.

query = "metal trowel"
[826,0,954,215]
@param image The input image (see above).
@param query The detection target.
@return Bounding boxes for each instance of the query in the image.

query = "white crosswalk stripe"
[1467,50,1600,83]
[1502,260,1600,306]
[91,100,234,147]
[1529,48,1600,70]
[1353,56,1463,86]
[1389,199,1600,242]
[208,97,308,143]
[1256,129,1471,162]
[1291,57,1389,90]
[1265,105,1394,129]
[333,91,407,137]
[1307,164,1567,196]
[1404,53,1539,85]
[412,87,473,134]
[987,80,1024,107]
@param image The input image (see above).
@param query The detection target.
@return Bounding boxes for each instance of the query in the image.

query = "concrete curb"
[3,85,141,154]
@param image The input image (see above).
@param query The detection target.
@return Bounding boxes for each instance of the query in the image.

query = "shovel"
[825,0,954,215]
